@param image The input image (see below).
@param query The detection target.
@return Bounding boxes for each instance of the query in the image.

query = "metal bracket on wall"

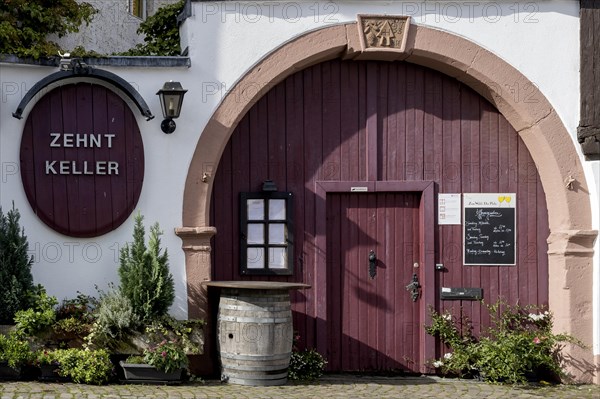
[12,61,154,121]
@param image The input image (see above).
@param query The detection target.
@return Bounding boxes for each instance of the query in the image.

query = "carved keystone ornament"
[357,15,411,53]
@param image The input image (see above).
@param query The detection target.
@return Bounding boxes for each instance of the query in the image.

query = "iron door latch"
[405,273,421,302]
[369,250,377,279]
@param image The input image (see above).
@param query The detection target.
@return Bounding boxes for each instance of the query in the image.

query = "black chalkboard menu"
[463,194,516,266]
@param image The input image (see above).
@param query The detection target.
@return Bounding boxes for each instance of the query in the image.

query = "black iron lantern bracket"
[156,81,188,134]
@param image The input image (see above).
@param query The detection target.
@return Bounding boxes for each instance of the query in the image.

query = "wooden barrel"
[217,288,293,386]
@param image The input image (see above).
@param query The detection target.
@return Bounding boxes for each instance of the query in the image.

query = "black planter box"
[119,361,182,384]
[0,362,20,380]
[38,364,69,382]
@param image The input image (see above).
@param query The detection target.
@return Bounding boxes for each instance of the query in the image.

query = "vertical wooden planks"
[304,64,325,352]
[321,61,341,182]
[340,61,362,181]
[210,59,550,372]
[267,84,287,186]
[75,84,95,232]
[325,193,342,370]
[578,1,600,157]
[212,128,234,281]
[48,89,68,228]
[92,86,111,233]
[61,85,81,233]
[285,72,308,344]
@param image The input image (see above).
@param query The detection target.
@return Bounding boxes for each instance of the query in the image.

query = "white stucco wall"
[0,64,193,319]
[50,1,145,55]
[0,2,598,352]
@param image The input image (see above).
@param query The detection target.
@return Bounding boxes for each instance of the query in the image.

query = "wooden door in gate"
[318,184,432,373]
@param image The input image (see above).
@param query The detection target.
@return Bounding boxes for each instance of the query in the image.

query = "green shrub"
[118,213,174,322]
[52,293,95,340]
[143,316,204,355]
[0,204,34,324]
[55,293,95,322]
[85,289,138,349]
[426,300,583,384]
[53,316,90,337]
[124,354,144,364]
[14,286,57,337]
[37,348,113,385]
[288,349,326,381]
[63,349,113,385]
[35,348,60,366]
[0,332,33,368]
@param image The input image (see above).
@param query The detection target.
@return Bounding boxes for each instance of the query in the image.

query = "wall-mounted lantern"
[156,81,187,134]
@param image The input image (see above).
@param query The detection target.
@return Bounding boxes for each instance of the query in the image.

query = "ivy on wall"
[120,0,185,56]
[0,0,96,58]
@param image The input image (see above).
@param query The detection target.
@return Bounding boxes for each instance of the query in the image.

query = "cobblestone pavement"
[1,375,600,399]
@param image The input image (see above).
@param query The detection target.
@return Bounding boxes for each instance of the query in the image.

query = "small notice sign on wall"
[463,193,516,266]
[438,193,461,225]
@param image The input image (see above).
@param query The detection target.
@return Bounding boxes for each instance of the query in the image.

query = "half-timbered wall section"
[211,59,549,372]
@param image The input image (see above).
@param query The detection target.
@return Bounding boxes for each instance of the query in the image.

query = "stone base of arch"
[548,230,599,383]
[175,226,217,376]
[178,20,599,382]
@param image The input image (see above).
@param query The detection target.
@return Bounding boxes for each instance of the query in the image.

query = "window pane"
[247,199,264,220]
[247,223,264,244]
[269,199,286,220]
[269,247,287,269]
[268,223,286,244]
[132,0,143,18]
[247,248,264,269]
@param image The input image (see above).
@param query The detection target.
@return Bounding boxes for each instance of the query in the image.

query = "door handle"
[405,273,421,302]
[368,250,376,279]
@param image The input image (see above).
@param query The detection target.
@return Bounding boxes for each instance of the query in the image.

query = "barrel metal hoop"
[222,363,289,372]
[220,304,291,312]
[220,352,292,361]
[219,316,291,323]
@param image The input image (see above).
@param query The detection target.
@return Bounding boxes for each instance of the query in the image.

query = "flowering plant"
[288,332,326,381]
[142,339,188,373]
[426,301,583,384]
[34,349,60,366]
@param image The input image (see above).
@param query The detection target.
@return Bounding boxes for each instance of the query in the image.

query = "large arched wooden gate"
[210,60,549,373]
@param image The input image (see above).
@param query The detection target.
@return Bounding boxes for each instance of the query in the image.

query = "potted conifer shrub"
[118,212,174,324]
[116,213,187,382]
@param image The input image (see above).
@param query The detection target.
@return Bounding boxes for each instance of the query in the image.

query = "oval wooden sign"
[20,83,144,237]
